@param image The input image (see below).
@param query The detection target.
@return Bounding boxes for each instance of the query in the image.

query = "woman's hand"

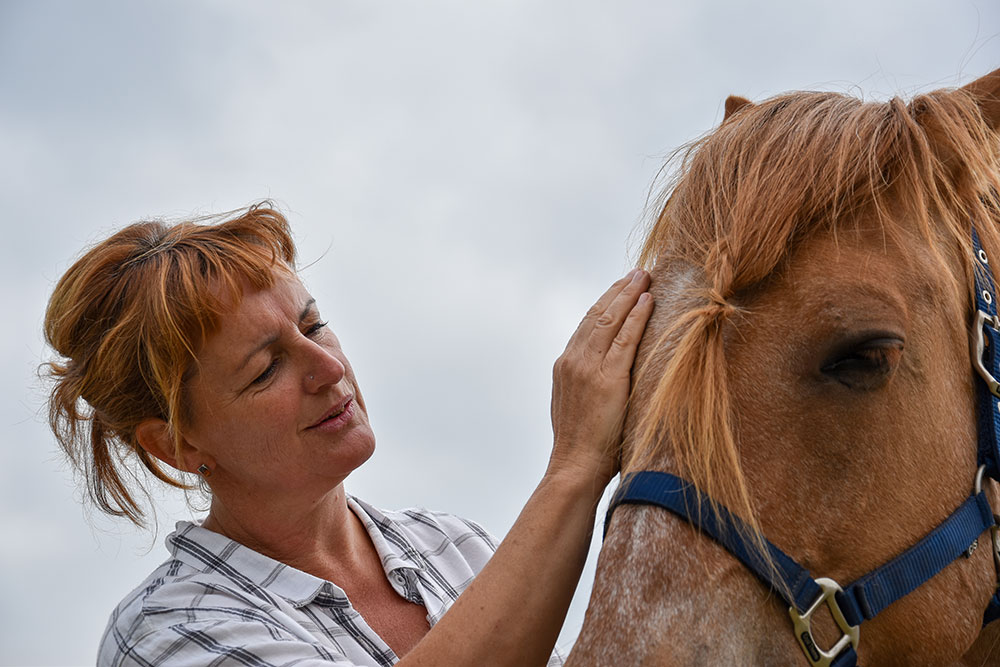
[398,270,654,667]
[548,268,653,488]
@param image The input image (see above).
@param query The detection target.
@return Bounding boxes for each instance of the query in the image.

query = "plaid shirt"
[99,497,565,666]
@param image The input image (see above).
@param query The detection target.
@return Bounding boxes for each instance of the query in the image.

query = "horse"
[567,68,1000,666]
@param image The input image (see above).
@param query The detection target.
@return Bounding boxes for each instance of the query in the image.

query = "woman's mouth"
[308,397,355,430]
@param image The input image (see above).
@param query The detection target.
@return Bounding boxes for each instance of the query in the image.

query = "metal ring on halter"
[981,248,990,264]
[972,465,992,559]
[961,466,991,559]
[973,311,1000,398]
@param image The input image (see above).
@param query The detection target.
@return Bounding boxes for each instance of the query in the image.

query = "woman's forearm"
[402,271,652,666]
[401,468,603,667]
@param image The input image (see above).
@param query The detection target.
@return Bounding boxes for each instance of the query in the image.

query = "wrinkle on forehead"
[185,273,313,427]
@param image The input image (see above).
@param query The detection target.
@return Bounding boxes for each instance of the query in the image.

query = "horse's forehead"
[780,226,966,306]
[722,230,970,380]
[652,261,701,305]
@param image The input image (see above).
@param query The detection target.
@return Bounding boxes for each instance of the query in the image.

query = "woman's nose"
[305,349,346,391]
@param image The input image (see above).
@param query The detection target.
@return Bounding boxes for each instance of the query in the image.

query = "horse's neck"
[574,503,1000,666]
[569,505,801,666]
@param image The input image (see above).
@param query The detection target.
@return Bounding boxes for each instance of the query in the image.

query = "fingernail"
[626,268,640,280]
[639,292,651,304]
[631,269,646,283]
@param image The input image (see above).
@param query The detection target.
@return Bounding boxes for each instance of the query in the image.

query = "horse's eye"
[821,337,904,390]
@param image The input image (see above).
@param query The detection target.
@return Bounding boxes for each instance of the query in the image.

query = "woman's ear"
[135,418,199,472]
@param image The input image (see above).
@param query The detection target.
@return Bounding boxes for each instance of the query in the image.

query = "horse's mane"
[626,87,1000,545]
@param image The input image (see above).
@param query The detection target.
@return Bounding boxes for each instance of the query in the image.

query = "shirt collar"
[166,499,422,608]
[348,496,423,575]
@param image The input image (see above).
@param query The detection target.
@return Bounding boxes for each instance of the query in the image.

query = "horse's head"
[570,70,1000,666]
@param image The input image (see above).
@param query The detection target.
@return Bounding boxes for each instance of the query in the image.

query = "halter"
[604,229,1000,667]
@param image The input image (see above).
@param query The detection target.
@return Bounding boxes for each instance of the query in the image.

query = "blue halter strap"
[604,228,1000,667]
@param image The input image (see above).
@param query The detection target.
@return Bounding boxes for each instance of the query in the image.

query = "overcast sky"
[2,1,998,664]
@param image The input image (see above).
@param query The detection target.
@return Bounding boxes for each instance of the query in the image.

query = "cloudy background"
[2,1,998,664]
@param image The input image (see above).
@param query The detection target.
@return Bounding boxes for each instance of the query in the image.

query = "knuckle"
[602,341,630,369]
[553,356,566,374]
[613,326,636,347]
[568,359,593,381]
[595,311,616,328]
[554,354,578,376]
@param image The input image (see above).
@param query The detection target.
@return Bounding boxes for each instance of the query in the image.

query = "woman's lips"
[308,397,355,431]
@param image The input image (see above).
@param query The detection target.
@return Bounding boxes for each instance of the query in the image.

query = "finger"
[602,291,654,374]
[585,270,651,356]
[566,270,641,349]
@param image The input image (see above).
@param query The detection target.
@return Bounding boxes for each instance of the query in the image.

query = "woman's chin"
[329,426,377,476]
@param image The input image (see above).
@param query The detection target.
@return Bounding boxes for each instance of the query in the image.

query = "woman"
[45,204,653,666]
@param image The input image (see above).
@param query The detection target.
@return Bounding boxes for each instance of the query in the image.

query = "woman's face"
[182,270,375,500]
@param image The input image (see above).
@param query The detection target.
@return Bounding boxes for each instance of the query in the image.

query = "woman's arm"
[402,269,653,667]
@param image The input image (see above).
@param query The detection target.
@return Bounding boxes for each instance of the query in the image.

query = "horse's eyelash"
[824,345,897,373]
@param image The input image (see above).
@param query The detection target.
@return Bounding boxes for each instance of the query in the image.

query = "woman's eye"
[305,320,328,338]
[246,321,327,389]
[251,359,279,386]
[821,338,904,390]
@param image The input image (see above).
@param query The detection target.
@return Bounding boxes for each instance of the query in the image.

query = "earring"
[309,374,315,381]
[197,464,212,478]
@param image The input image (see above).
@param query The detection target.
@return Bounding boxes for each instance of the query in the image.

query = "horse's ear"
[961,67,1000,131]
[724,95,753,122]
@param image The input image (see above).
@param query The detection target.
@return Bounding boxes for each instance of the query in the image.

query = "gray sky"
[2,1,998,664]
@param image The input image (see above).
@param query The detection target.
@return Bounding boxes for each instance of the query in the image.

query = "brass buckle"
[788,578,860,667]
[973,310,1000,399]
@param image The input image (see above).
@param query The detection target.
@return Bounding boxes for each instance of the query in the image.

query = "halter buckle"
[788,578,860,667]
[973,310,1000,399]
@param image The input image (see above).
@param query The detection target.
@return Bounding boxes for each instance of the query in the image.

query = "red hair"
[44,203,296,526]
